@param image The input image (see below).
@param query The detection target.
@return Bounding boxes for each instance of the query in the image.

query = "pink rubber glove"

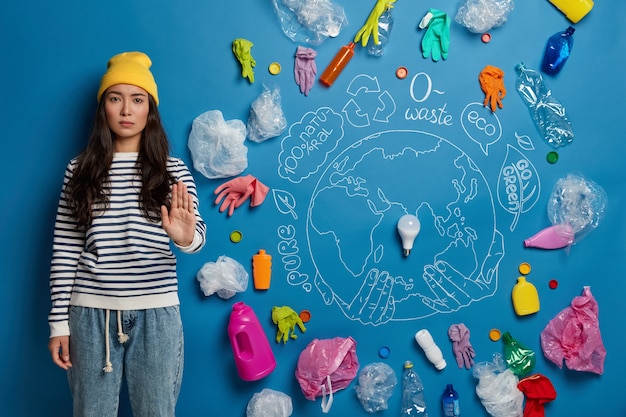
[214,174,269,216]
[448,323,475,369]
[294,46,317,96]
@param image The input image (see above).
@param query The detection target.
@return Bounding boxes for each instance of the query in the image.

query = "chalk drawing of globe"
[307,130,504,325]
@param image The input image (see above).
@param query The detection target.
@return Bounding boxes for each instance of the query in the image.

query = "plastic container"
[252,249,272,290]
[542,26,575,75]
[548,0,593,23]
[524,224,574,249]
[415,329,447,370]
[512,276,540,316]
[442,384,460,417]
[401,360,427,416]
[368,9,393,57]
[227,301,276,381]
[319,42,355,87]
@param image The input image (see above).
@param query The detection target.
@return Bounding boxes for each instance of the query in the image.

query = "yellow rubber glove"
[232,38,256,83]
[354,0,397,47]
[271,306,306,343]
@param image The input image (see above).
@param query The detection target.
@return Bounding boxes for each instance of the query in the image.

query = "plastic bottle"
[541,26,575,75]
[319,42,355,87]
[252,249,272,290]
[227,301,276,381]
[401,360,427,416]
[523,223,574,249]
[511,276,540,316]
[414,329,446,370]
[548,0,594,23]
[442,384,460,417]
[368,9,394,57]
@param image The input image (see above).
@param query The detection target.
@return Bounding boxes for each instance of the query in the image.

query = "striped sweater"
[48,153,207,338]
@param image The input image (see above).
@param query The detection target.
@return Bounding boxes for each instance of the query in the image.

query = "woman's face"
[103,83,150,151]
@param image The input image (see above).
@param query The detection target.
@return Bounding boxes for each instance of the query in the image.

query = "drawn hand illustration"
[419,9,450,61]
[420,230,504,312]
[337,268,396,325]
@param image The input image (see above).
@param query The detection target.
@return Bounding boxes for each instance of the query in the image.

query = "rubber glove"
[294,46,317,96]
[448,323,475,369]
[214,174,269,216]
[354,0,397,47]
[232,38,256,83]
[480,65,506,112]
[517,374,556,417]
[271,306,306,343]
[418,9,450,61]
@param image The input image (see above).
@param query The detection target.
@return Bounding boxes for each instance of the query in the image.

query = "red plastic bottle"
[319,42,355,87]
[227,302,276,381]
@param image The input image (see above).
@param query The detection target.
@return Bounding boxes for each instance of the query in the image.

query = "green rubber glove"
[271,306,306,343]
[419,9,450,62]
[232,38,256,83]
[354,0,397,47]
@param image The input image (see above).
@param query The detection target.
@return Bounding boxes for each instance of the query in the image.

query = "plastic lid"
[549,279,558,289]
[268,62,281,75]
[229,230,243,243]
[547,151,559,164]
[378,346,391,358]
[518,262,531,275]
[404,360,413,368]
[395,66,408,79]
[299,309,311,322]
[489,328,501,341]
[481,33,492,43]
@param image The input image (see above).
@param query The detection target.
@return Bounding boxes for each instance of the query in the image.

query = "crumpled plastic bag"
[271,0,348,45]
[296,336,359,413]
[540,286,606,374]
[473,353,524,417]
[354,362,397,413]
[502,332,536,377]
[196,255,249,299]
[247,85,287,143]
[188,110,248,179]
[246,388,293,417]
[455,0,514,34]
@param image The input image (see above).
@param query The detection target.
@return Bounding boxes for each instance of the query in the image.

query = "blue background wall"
[2,0,625,416]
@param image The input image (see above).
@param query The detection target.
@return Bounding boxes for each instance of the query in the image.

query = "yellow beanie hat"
[97,51,159,105]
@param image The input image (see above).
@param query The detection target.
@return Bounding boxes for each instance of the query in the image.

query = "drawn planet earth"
[307,130,501,322]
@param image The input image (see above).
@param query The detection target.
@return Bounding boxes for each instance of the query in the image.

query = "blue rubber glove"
[419,9,450,61]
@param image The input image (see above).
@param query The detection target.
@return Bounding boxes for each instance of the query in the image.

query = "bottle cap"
[518,262,531,275]
[549,279,558,289]
[481,33,492,43]
[299,309,311,322]
[396,66,408,79]
[229,230,243,243]
[546,151,559,164]
[378,346,391,358]
[489,328,501,341]
[268,62,281,75]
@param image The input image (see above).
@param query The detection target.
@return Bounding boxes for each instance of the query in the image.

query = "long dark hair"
[66,95,173,228]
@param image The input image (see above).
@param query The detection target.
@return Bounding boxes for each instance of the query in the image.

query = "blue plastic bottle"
[368,9,394,57]
[442,384,460,417]
[541,26,575,75]
[400,360,427,416]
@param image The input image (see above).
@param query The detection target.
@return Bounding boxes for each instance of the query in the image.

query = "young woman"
[47,51,207,416]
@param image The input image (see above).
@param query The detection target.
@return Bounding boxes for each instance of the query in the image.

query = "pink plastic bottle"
[227,302,276,381]
[524,224,574,249]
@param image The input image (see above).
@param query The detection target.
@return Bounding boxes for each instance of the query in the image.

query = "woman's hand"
[48,336,72,370]
[161,181,197,247]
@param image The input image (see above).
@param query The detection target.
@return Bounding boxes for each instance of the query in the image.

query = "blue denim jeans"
[68,306,184,417]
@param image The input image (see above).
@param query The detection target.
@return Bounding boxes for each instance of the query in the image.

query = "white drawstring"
[102,310,129,373]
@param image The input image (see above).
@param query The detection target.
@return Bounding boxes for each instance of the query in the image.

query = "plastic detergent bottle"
[542,26,575,75]
[401,361,427,416]
[442,384,460,417]
[227,302,276,381]
[319,42,355,87]
[512,276,540,316]
[252,249,272,290]
[415,329,447,370]
[524,224,574,249]
[547,0,593,23]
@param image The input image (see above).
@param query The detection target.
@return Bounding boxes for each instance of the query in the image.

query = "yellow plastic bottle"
[252,249,272,290]
[547,0,594,23]
[512,276,540,315]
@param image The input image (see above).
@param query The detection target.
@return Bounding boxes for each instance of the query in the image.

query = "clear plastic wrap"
[247,85,287,143]
[354,362,397,413]
[271,0,348,45]
[455,0,514,34]
[246,388,293,417]
[516,63,574,148]
[547,173,607,243]
[196,255,249,299]
[188,110,248,179]
[473,353,523,417]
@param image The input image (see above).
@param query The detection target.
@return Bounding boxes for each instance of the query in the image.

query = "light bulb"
[397,214,421,256]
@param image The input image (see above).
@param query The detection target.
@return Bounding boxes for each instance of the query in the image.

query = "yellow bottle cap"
[268,62,281,75]
[518,262,531,275]
[489,328,501,341]
[229,230,243,243]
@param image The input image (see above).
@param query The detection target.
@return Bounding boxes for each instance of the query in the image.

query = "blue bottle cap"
[378,346,391,358]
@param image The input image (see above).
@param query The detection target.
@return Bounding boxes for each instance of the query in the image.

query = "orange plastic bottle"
[319,42,355,87]
[252,249,272,290]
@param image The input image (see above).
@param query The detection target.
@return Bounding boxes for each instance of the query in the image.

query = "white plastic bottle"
[415,329,446,370]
